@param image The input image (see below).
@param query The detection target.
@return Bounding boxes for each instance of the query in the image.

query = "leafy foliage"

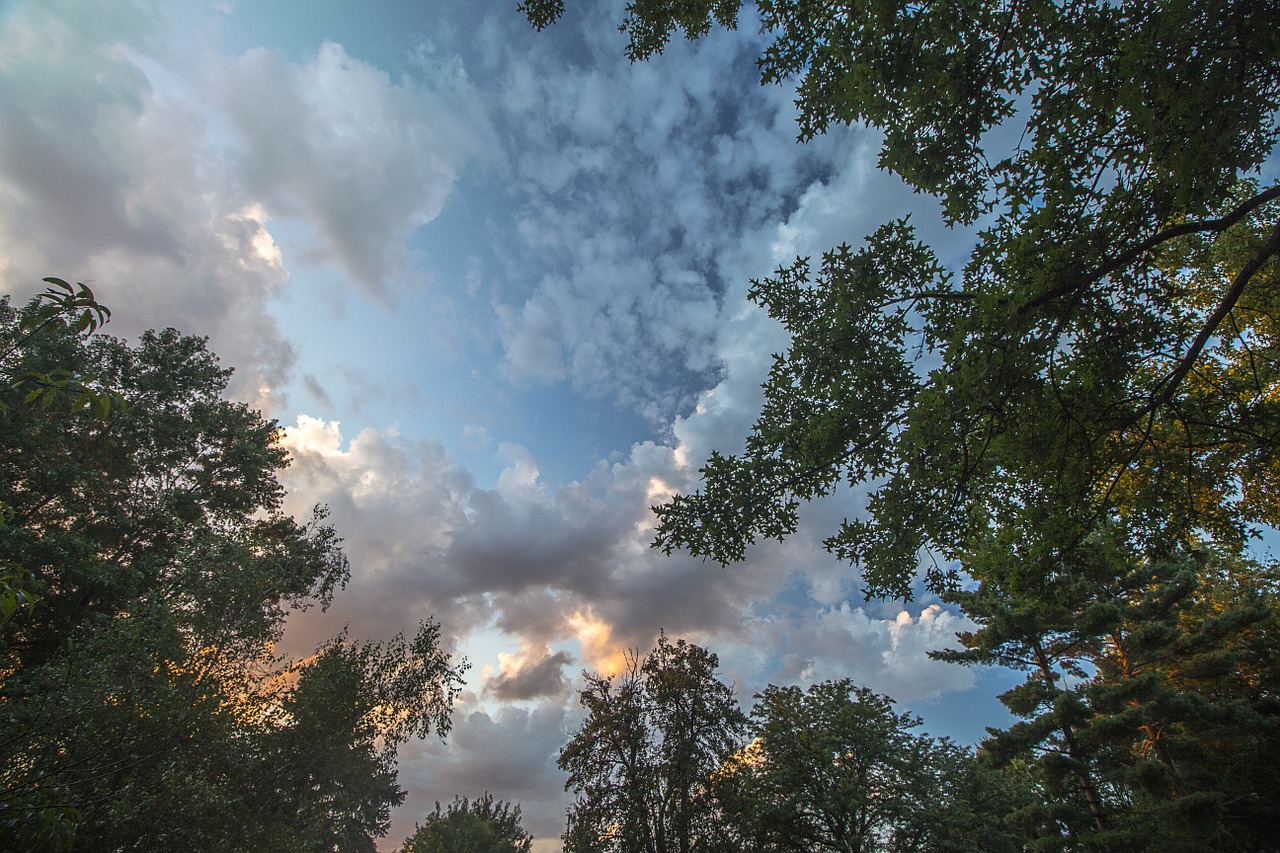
[0,292,466,851]
[0,282,121,626]
[1,279,123,419]
[399,793,533,853]
[558,640,1037,852]
[518,0,740,59]
[717,679,1030,852]
[558,634,747,853]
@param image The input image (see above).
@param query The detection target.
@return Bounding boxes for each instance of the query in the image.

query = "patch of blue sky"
[212,0,421,66]
[905,666,1019,745]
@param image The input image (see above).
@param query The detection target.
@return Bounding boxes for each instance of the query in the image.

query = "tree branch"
[1146,219,1280,414]
[1020,184,1280,315]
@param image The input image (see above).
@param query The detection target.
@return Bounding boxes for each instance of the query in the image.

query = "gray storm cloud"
[485,650,575,701]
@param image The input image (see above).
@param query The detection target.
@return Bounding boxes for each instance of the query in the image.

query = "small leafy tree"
[399,793,533,853]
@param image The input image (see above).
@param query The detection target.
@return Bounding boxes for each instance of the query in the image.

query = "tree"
[558,633,748,853]
[523,1,1280,601]
[263,623,466,853]
[716,679,1030,853]
[0,293,467,851]
[399,793,533,853]
[935,528,1280,851]
[0,279,119,625]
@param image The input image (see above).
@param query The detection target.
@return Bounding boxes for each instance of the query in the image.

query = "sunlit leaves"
[935,532,1280,848]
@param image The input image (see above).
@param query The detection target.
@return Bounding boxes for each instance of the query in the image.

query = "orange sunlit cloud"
[567,610,629,677]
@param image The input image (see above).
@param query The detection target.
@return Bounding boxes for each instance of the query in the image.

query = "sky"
[0,0,1018,848]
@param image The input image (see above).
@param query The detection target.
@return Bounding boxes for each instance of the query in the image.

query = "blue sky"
[0,1,1016,848]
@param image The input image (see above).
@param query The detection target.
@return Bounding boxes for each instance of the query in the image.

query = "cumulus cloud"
[0,0,298,405]
[272,407,981,846]
[394,696,571,845]
[212,40,490,299]
[478,5,849,424]
[470,2,980,435]
[0,0,493,412]
[765,603,975,702]
[276,411,977,709]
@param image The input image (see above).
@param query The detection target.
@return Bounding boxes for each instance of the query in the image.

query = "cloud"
[257,366,981,848]
[469,3,982,438]
[0,5,995,847]
[393,697,571,845]
[276,413,975,707]
[0,0,300,408]
[480,6,850,424]
[484,647,574,701]
[766,603,976,702]
[212,40,491,300]
[0,2,495,415]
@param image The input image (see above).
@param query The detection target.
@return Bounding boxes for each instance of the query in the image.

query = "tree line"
[555,618,1278,853]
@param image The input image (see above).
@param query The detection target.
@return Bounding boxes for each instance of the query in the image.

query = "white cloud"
[496,296,567,384]
[281,411,982,843]
[482,9,845,424]
[484,644,574,701]
[212,40,491,300]
[0,0,296,408]
[784,603,975,701]
[0,0,496,414]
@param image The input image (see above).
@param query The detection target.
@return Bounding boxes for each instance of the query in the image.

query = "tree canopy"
[0,289,467,851]
[525,0,1280,599]
[558,634,748,853]
[558,636,1034,853]
[717,678,1029,853]
[936,533,1280,849]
